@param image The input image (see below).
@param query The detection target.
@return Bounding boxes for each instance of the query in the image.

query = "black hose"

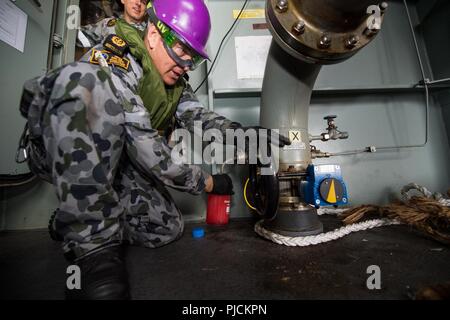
[0,172,37,188]
[194,0,250,93]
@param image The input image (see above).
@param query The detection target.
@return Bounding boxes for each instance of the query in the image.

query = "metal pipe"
[427,78,450,85]
[331,0,430,156]
[256,0,389,234]
[261,0,388,169]
[376,0,429,150]
[260,40,321,171]
[46,0,59,71]
[331,149,372,157]
[266,0,387,64]
[404,0,427,83]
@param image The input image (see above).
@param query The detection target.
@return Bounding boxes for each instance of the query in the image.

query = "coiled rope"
[255,218,400,247]
[254,184,450,246]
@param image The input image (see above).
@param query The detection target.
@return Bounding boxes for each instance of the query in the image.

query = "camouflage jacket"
[77,17,147,48]
[22,42,238,195]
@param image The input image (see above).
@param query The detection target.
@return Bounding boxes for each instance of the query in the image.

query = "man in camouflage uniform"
[77,0,148,48]
[21,0,289,300]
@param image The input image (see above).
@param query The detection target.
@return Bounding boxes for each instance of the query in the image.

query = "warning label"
[233,9,265,19]
[284,130,306,150]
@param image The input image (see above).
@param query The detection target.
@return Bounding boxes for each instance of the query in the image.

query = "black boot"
[65,245,130,300]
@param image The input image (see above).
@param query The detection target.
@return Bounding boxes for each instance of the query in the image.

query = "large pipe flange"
[266,0,388,64]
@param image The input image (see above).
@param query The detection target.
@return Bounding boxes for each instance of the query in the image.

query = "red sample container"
[206,194,231,225]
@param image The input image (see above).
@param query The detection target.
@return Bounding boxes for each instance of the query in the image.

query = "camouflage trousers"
[44,99,184,260]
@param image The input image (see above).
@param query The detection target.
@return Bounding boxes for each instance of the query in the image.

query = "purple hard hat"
[151,0,211,59]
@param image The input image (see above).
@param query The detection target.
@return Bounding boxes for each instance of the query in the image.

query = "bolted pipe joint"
[318,34,331,49]
[364,27,379,37]
[345,35,359,49]
[293,20,306,34]
[380,2,388,13]
[276,0,288,13]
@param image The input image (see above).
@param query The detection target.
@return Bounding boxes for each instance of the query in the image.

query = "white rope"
[317,207,349,216]
[253,183,449,246]
[254,218,401,247]
[401,183,450,206]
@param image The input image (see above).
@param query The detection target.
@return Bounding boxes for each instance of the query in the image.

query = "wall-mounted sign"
[0,0,28,53]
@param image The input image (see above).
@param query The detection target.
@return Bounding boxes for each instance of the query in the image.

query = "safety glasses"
[148,6,206,70]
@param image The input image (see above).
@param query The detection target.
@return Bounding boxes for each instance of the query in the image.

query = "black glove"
[244,126,291,148]
[211,174,234,195]
[230,125,291,164]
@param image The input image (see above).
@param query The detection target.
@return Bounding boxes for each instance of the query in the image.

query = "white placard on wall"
[235,35,272,79]
[0,0,28,53]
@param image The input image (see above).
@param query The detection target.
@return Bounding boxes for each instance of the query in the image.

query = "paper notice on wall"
[0,0,28,53]
[235,35,272,79]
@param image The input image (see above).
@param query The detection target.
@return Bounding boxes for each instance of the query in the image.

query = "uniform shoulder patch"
[89,49,130,72]
[107,18,117,27]
[103,34,129,57]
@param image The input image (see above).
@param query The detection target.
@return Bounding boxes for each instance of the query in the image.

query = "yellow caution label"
[233,9,265,19]
[326,180,337,203]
